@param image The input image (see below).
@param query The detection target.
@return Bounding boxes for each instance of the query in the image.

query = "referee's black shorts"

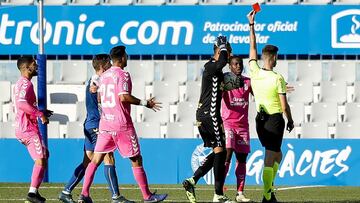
[255,112,285,152]
[196,116,225,148]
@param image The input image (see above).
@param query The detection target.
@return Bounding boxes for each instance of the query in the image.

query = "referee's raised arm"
[248,10,257,61]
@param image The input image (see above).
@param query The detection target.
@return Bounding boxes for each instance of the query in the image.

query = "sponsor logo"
[331,9,360,48]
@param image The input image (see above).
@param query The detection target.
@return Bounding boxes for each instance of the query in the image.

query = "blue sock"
[64,163,86,193]
[104,165,120,198]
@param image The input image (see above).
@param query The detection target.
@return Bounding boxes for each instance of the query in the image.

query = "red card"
[252,3,261,13]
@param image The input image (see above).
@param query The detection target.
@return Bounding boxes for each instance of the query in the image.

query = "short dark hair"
[92,54,110,71]
[262,45,279,58]
[110,46,126,62]
[17,56,34,70]
[229,56,243,64]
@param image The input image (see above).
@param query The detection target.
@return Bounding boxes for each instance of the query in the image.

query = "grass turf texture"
[0,183,359,202]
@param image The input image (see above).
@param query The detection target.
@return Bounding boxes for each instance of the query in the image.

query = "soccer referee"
[247,10,294,203]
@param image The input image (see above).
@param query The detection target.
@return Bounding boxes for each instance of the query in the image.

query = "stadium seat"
[311,102,338,124]
[335,122,360,139]
[0,103,2,122]
[75,101,86,122]
[103,0,133,4]
[176,101,197,123]
[287,82,313,104]
[0,122,16,138]
[234,0,265,4]
[156,61,187,84]
[50,93,78,104]
[187,61,205,81]
[0,61,18,83]
[132,81,146,100]
[50,113,70,125]
[141,102,169,123]
[201,0,232,4]
[66,121,84,138]
[344,103,360,123]
[273,60,288,81]
[300,122,329,139]
[301,0,332,4]
[43,0,68,5]
[48,121,61,138]
[353,81,360,102]
[168,0,199,4]
[326,61,356,83]
[153,81,179,104]
[294,60,322,84]
[0,81,11,103]
[319,81,347,104]
[267,0,298,4]
[58,61,88,84]
[166,122,194,138]
[127,61,155,85]
[136,0,166,4]
[1,0,33,5]
[47,84,86,105]
[71,0,101,4]
[185,81,201,102]
[288,102,305,125]
[134,122,162,138]
[333,0,360,4]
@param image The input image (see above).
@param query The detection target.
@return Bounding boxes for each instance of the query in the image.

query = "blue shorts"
[84,128,98,151]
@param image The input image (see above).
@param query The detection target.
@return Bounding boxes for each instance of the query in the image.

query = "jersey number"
[99,84,116,108]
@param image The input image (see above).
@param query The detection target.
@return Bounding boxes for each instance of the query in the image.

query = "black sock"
[193,152,215,184]
[213,150,226,195]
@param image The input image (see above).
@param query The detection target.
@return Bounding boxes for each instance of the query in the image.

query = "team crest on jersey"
[244,83,249,91]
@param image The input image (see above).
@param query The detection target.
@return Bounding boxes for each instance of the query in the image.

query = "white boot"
[213,194,236,203]
[235,192,250,202]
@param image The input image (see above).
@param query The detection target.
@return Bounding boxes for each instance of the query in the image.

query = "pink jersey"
[14,76,43,138]
[98,66,133,131]
[221,76,252,129]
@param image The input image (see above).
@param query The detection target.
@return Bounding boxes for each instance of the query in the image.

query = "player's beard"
[32,69,38,77]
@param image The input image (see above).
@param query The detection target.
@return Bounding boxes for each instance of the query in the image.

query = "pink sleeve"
[16,84,43,117]
[118,72,131,95]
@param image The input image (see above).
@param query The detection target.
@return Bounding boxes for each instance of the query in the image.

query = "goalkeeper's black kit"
[196,50,228,148]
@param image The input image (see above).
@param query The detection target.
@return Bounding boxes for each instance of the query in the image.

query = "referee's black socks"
[214,150,227,195]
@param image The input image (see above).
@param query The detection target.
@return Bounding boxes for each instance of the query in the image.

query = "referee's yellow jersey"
[249,60,287,115]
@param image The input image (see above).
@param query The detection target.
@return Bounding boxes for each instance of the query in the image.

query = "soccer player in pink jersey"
[14,56,52,203]
[221,56,252,202]
[78,46,167,203]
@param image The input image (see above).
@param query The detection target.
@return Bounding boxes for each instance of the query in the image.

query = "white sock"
[29,187,37,194]
[237,191,243,195]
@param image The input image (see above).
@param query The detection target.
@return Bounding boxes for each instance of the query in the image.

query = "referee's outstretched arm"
[248,10,257,61]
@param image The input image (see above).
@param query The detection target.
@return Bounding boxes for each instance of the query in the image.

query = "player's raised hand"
[247,10,256,24]
[40,114,49,124]
[215,36,227,50]
[286,84,295,93]
[146,97,162,112]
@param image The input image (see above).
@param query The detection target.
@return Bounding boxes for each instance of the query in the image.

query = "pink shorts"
[225,127,250,153]
[95,126,140,158]
[17,132,48,160]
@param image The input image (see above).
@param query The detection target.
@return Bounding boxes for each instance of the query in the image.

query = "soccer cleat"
[182,178,196,203]
[213,194,236,203]
[143,192,168,203]
[58,191,75,203]
[26,192,46,203]
[235,193,250,202]
[270,192,278,203]
[77,194,93,203]
[112,195,135,203]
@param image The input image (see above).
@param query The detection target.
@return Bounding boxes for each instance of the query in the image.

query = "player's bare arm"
[279,94,294,132]
[248,10,257,61]
[119,94,162,112]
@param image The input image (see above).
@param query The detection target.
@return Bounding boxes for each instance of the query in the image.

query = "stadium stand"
[300,122,329,139]
[287,82,313,104]
[168,0,199,4]
[166,122,194,138]
[311,102,338,124]
[0,122,16,138]
[70,0,101,4]
[134,122,162,138]
[344,103,360,123]
[0,81,11,104]
[156,61,187,84]
[65,121,84,138]
[335,122,360,139]
[201,0,232,4]
[153,81,179,104]
[185,81,201,102]
[43,0,68,5]
[1,0,33,5]
[301,0,333,4]
[319,81,347,104]
[103,0,133,5]
[136,0,167,5]
[176,101,197,123]
[57,61,88,84]
[48,121,61,138]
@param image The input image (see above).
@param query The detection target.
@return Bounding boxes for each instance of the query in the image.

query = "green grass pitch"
[0,183,359,202]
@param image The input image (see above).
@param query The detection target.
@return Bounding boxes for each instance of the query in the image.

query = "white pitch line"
[0,185,325,191]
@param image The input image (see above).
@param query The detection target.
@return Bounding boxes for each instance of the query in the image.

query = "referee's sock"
[263,167,274,201]
[193,152,215,184]
[213,150,226,195]
[272,162,279,192]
